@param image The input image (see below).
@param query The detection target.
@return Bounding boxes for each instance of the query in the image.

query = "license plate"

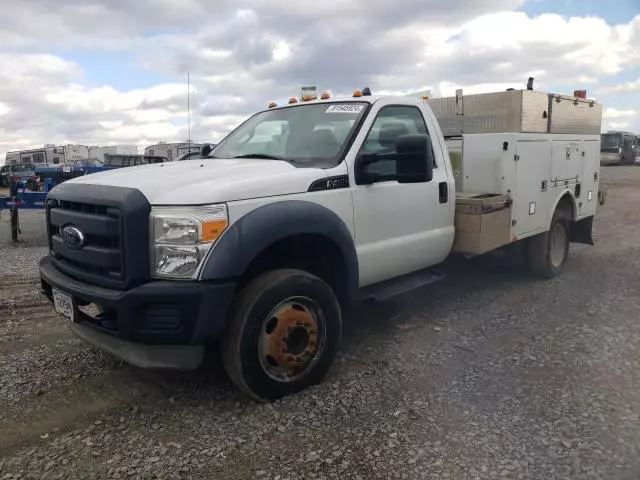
[52,289,75,323]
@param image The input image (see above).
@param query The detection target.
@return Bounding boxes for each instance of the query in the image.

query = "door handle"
[438,182,448,203]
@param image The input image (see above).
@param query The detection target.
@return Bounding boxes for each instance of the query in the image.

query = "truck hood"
[65,159,328,205]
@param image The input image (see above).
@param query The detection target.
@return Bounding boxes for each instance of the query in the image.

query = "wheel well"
[237,234,350,307]
[555,193,576,221]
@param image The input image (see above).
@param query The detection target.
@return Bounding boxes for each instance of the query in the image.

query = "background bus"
[600,130,639,166]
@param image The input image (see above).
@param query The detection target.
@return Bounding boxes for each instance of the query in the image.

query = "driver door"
[349,101,453,287]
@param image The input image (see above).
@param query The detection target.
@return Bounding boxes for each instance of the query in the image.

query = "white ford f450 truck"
[40,86,605,401]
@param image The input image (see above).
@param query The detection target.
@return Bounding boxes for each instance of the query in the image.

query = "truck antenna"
[187,72,191,146]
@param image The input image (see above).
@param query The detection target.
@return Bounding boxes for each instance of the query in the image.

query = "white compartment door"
[551,141,568,183]
[514,140,551,237]
[567,141,581,180]
[578,140,600,218]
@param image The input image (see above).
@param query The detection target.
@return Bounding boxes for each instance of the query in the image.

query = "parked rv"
[600,130,638,165]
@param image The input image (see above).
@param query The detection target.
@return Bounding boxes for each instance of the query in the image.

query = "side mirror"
[201,143,213,157]
[395,134,434,183]
[354,133,435,185]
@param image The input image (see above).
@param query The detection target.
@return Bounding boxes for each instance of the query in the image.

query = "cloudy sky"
[0,0,639,162]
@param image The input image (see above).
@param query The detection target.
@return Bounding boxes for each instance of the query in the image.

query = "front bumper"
[40,256,236,370]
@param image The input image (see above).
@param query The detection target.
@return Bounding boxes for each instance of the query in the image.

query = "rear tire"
[527,209,570,279]
[222,269,342,402]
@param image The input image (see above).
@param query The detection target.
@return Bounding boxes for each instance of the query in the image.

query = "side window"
[359,105,435,178]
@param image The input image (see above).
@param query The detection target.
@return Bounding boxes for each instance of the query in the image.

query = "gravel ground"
[1,167,640,479]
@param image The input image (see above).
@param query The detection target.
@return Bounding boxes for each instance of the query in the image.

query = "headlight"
[151,204,228,279]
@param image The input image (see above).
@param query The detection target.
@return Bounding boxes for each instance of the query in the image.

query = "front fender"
[199,200,359,302]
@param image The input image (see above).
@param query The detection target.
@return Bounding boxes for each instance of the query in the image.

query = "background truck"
[600,130,638,165]
[0,163,40,188]
[39,85,604,401]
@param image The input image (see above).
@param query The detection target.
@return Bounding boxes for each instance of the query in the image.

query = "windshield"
[211,102,368,167]
[601,133,621,149]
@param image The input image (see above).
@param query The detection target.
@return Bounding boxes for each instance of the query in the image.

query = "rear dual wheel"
[222,269,342,401]
[527,209,570,279]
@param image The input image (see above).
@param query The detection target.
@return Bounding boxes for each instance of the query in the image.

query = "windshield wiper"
[232,153,287,161]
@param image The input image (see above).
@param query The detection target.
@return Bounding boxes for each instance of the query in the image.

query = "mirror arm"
[359,152,398,166]
[371,153,397,162]
[372,173,396,182]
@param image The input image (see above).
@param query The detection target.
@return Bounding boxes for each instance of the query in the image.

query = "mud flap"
[570,216,594,245]
[598,188,607,206]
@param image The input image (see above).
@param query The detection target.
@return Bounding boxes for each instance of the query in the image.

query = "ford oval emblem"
[61,225,85,250]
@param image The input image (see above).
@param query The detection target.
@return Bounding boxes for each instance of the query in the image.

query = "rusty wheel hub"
[259,298,324,381]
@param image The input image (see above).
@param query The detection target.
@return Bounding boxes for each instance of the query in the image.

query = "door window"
[359,106,434,178]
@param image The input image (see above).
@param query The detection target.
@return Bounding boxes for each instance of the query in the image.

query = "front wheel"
[222,269,342,401]
[527,210,570,279]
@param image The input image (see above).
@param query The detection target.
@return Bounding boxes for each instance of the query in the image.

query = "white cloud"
[1,2,640,163]
[438,81,543,97]
[602,109,640,133]
[598,77,640,94]
[607,121,632,130]
[44,83,190,113]
[0,58,230,158]
[603,108,639,119]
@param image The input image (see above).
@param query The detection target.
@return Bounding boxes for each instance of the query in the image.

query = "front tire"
[222,269,342,401]
[527,209,570,279]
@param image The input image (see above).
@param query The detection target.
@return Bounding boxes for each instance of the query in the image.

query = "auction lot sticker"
[325,104,365,114]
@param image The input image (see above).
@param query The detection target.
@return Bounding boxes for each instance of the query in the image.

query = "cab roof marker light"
[320,92,330,100]
[353,89,363,97]
[288,97,298,104]
[267,101,278,108]
[362,87,372,96]
[300,86,318,101]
